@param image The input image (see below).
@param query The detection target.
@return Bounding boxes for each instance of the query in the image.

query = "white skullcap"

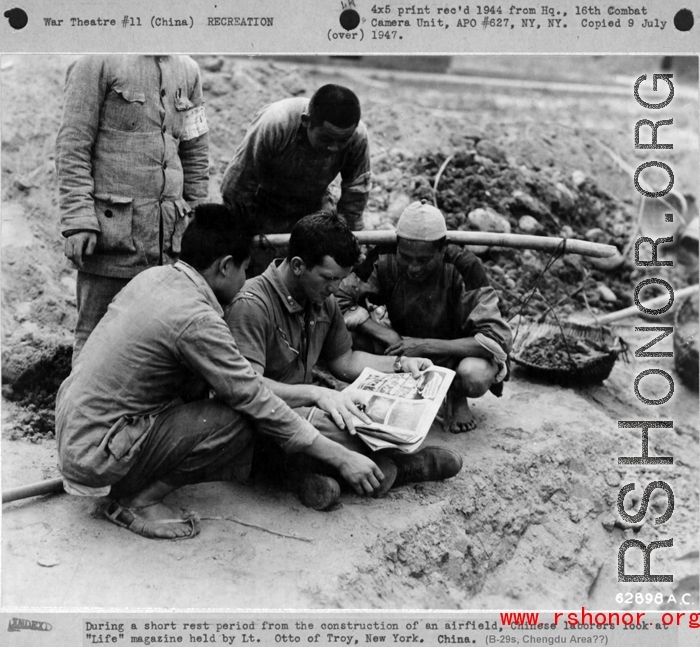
[396,200,447,241]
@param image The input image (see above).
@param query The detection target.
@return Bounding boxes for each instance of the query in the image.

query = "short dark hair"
[308,84,361,129]
[179,203,258,270]
[287,212,361,269]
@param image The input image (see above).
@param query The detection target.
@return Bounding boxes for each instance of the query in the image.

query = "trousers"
[109,399,254,499]
[74,271,130,363]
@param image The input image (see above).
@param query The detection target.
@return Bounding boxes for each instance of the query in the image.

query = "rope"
[506,237,569,344]
[432,155,454,208]
[533,289,576,367]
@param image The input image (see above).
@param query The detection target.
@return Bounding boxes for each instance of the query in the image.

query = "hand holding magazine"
[347,366,455,453]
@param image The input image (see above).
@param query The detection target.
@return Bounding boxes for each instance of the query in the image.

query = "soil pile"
[519,332,612,370]
[372,136,686,322]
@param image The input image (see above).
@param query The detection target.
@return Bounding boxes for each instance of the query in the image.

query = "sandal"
[104,500,200,540]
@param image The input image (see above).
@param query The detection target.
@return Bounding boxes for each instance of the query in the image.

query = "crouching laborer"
[226,213,463,511]
[337,200,513,433]
[55,204,386,540]
[220,84,371,276]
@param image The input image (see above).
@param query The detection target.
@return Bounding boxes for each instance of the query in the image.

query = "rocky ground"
[1,55,698,610]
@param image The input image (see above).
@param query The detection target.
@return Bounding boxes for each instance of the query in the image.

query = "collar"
[174,261,224,317]
[261,259,308,315]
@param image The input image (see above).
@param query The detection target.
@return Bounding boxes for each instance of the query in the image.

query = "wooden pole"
[2,477,64,504]
[583,285,698,325]
[254,230,617,258]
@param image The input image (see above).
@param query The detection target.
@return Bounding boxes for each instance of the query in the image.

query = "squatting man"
[338,200,513,432]
[55,205,462,540]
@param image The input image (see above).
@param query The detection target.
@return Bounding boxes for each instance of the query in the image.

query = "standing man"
[56,55,210,361]
[220,84,371,274]
[338,200,513,433]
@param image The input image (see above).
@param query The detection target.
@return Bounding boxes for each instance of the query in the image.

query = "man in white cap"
[338,200,513,433]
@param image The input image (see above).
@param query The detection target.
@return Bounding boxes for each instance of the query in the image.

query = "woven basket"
[511,320,623,386]
[674,290,699,391]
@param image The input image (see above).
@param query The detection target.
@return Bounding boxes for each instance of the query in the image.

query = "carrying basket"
[511,320,624,386]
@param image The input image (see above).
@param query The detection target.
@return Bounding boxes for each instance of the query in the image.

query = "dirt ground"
[1,55,698,610]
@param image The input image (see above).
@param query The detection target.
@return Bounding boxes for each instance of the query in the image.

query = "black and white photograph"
[0,1,698,644]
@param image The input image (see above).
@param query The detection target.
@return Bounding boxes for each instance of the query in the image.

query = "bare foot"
[448,395,477,434]
[123,501,196,539]
[105,480,199,540]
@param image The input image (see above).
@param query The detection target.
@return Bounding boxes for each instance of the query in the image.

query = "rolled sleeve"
[460,286,513,355]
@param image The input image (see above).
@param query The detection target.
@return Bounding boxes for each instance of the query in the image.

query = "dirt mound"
[377,137,665,323]
[2,343,71,441]
[194,55,311,195]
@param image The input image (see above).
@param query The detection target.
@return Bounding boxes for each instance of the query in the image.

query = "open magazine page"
[347,366,455,451]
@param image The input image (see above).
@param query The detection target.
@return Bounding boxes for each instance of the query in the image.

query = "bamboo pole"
[254,231,617,258]
[2,477,64,504]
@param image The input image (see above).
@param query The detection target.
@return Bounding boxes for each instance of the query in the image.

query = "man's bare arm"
[327,349,432,382]
[259,376,372,434]
[384,336,493,360]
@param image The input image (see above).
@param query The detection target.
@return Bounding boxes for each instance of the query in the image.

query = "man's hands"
[398,356,434,378]
[385,337,435,359]
[64,231,97,268]
[303,434,385,496]
[314,386,372,435]
[337,452,385,496]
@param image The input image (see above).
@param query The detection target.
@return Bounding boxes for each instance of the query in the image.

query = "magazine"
[347,366,455,453]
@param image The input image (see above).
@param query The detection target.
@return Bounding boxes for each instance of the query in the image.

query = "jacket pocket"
[103,85,146,131]
[162,198,193,257]
[105,416,150,462]
[94,194,137,254]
